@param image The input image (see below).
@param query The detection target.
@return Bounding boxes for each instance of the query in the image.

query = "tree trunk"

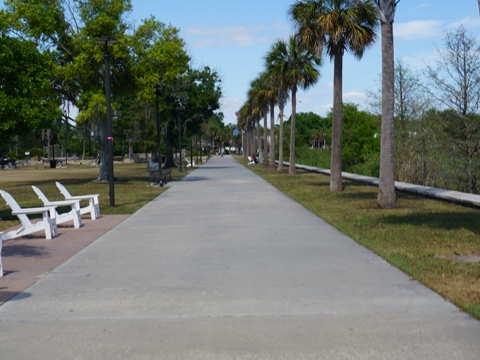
[256,119,263,163]
[97,121,108,182]
[245,127,249,158]
[278,105,284,171]
[165,124,176,168]
[377,20,397,208]
[250,121,257,155]
[330,51,343,191]
[263,110,268,165]
[82,131,86,162]
[269,101,276,168]
[247,123,253,157]
[289,88,297,176]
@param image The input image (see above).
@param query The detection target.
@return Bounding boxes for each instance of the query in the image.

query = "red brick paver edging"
[0,215,129,305]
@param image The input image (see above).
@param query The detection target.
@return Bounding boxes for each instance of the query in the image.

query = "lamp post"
[174,96,184,172]
[178,112,182,172]
[95,37,117,207]
[155,84,162,169]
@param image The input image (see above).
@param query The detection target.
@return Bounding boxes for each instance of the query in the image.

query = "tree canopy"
[0,0,222,171]
[0,32,61,147]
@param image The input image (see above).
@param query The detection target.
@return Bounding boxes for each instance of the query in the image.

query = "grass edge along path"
[0,163,191,228]
[235,156,480,321]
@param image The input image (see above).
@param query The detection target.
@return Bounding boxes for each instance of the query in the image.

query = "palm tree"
[239,91,263,161]
[260,72,279,168]
[290,0,378,190]
[374,0,400,209]
[248,75,269,164]
[265,36,321,175]
[276,88,289,171]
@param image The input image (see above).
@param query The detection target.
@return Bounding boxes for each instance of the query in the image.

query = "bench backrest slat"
[32,186,50,205]
[0,190,31,227]
[55,182,72,199]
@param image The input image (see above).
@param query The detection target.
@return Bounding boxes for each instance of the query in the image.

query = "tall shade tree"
[0,33,62,145]
[265,36,321,175]
[374,0,399,208]
[290,0,378,189]
[5,0,133,182]
[128,17,190,162]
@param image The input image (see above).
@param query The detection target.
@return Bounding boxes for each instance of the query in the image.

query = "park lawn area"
[0,163,188,229]
[238,157,480,320]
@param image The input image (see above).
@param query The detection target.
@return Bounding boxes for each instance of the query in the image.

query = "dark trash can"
[50,160,57,168]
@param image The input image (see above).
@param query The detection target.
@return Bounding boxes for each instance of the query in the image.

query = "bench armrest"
[67,194,99,201]
[12,206,57,215]
[42,199,80,207]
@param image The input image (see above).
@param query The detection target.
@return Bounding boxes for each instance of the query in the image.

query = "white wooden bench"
[55,182,100,220]
[32,186,82,228]
[184,157,195,168]
[0,190,58,240]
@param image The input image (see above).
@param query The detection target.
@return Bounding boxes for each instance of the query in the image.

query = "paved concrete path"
[0,155,479,359]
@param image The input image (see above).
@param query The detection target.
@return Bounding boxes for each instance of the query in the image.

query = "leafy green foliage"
[2,0,222,177]
[286,105,379,175]
[285,111,331,146]
[335,103,380,170]
[0,34,61,146]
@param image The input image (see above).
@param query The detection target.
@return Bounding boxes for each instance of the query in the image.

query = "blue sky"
[131,1,480,125]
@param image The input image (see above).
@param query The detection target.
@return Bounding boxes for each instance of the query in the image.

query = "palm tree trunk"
[256,119,263,163]
[269,102,276,168]
[263,111,268,165]
[377,19,397,208]
[249,123,255,157]
[330,51,343,191]
[244,126,249,158]
[278,105,284,171]
[289,87,297,176]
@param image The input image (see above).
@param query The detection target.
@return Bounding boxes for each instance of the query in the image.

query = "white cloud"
[417,3,432,9]
[315,104,333,116]
[394,20,443,40]
[447,16,480,30]
[220,97,244,124]
[401,50,439,70]
[186,26,270,48]
[343,92,369,106]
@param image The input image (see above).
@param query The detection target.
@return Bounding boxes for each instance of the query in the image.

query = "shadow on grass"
[381,211,480,235]
[305,179,379,201]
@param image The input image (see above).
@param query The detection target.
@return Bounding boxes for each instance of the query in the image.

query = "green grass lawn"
[238,156,480,320]
[0,163,189,228]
